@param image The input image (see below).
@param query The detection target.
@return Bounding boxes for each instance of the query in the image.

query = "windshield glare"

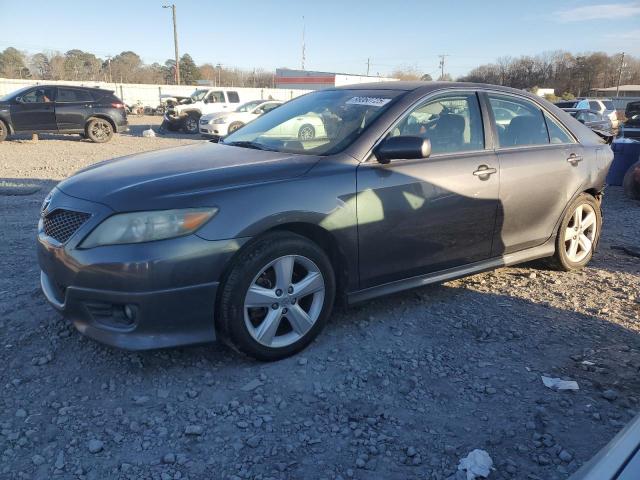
[1,86,30,102]
[190,89,208,102]
[222,89,403,155]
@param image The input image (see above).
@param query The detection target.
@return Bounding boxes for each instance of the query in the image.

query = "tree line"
[0,47,276,88]
[1,47,638,98]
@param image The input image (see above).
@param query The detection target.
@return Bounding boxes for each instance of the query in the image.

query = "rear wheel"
[183,112,201,134]
[85,118,114,143]
[547,193,601,271]
[217,232,335,361]
[0,120,8,142]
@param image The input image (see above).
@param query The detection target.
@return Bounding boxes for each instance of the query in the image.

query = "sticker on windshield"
[346,96,392,107]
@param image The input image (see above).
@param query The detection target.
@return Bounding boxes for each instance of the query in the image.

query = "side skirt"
[347,238,556,305]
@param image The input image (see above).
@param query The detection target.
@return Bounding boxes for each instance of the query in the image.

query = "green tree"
[64,49,101,80]
[0,47,29,78]
[179,54,200,85]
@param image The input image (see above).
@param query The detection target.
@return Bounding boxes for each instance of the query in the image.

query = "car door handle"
[567,153,583,165]
[473,165,497,179]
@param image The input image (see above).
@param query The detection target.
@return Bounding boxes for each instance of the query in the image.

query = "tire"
[298,124,315,140]
[228,121,244,134]
[217,231,336,361]
[0,120,7,142]
[183,112,201,134]
[547,193,602,271]
[85,118,114,143]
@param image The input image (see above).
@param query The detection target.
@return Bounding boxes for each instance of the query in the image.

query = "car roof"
[35,84,115,94]
[332,81,546,97]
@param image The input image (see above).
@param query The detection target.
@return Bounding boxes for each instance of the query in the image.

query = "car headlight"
[212,117,227,124]
[81,208,218,248]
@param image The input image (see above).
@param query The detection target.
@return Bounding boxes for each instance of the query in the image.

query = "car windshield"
[0,86,31,101]
[190,89,209,102]
[221,89,403,155]
[236,100,265,112]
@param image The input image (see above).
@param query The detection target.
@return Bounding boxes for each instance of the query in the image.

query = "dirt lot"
[1,117,639,480]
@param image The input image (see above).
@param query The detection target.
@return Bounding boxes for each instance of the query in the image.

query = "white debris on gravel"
[142,127,156,138]
[541,376,580,391]
[457,449,493,479]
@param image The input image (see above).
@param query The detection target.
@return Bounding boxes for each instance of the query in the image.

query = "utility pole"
[163,4,180,85]
[366,58,370,76]
[106,55,113,83]
[438,54,449,80]
[301,16,306,70]
[216,63,222,87]
[616,52,625,98]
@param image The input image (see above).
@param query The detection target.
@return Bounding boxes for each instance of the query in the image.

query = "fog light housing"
[124,304,137,321]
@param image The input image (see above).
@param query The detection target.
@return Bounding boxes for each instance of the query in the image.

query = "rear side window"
[602,100,615,111]
[589,101,601,111]
[544,113,574,144]
[227,91,240,103]
[57,88,93,103]
[488,94,549,147]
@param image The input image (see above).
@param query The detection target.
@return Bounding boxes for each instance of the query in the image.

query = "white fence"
[0,78,311,107]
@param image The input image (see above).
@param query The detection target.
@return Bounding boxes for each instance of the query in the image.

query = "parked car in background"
[37,82,613,360]
[577,98,619,129]
[0,85,128,143]
[564,108,613,134]
[162,88,243,134]
[200,100,282,139]
[620,100,640,140]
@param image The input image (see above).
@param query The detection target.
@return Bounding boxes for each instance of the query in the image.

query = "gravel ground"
[1,121,639,480]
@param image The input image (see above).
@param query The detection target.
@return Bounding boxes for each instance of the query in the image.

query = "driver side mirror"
[375,136,431,164]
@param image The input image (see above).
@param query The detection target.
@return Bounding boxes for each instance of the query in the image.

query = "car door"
[10,86,57,132]
[485,92,588,255]
[356,91,500,288]
[55,87,95,131]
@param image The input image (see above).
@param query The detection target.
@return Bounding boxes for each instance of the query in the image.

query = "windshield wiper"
[222,140,275,151]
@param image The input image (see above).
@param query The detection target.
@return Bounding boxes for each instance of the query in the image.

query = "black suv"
[0,85,128,143]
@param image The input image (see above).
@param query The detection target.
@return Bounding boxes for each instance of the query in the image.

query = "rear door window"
[602,100,615,111]
[589,101,601,111]
[544,113,575,144]
[487,94,549,148]
[227,91,240,103]
[57,88,93,103]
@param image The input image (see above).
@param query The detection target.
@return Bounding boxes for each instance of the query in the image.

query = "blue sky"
[0,0,638,78]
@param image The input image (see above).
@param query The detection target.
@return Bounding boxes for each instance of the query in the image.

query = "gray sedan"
[37,82,613,360]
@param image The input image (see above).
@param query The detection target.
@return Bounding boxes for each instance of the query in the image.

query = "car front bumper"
[199,122,229,137]
[37,189,248,350]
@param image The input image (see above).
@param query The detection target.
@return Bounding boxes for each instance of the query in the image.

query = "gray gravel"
[1,121,639,479]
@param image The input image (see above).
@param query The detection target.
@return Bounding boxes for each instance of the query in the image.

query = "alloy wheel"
[185,118,197,132]
[564,203,597,263]
[244,255,325,348]
[91,121,110,140]
[298,125,314,140]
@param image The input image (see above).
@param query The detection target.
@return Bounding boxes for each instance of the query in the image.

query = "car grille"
[43,209,91,243]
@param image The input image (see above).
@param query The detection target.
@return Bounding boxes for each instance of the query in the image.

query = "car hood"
[57,142,320,211]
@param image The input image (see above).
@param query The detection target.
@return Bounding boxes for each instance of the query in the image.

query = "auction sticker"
[346,96,392,107]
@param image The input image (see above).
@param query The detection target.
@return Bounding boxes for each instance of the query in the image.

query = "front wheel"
[548,193,602,271]
[298,124,315,140]
[228,121,244,134]
[217,232,335,361]
[183,113,201,134]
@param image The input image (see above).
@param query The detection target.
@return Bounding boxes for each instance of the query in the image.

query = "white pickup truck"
[162,88,244,134]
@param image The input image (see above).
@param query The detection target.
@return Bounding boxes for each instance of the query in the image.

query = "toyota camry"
[38,82,613,360]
